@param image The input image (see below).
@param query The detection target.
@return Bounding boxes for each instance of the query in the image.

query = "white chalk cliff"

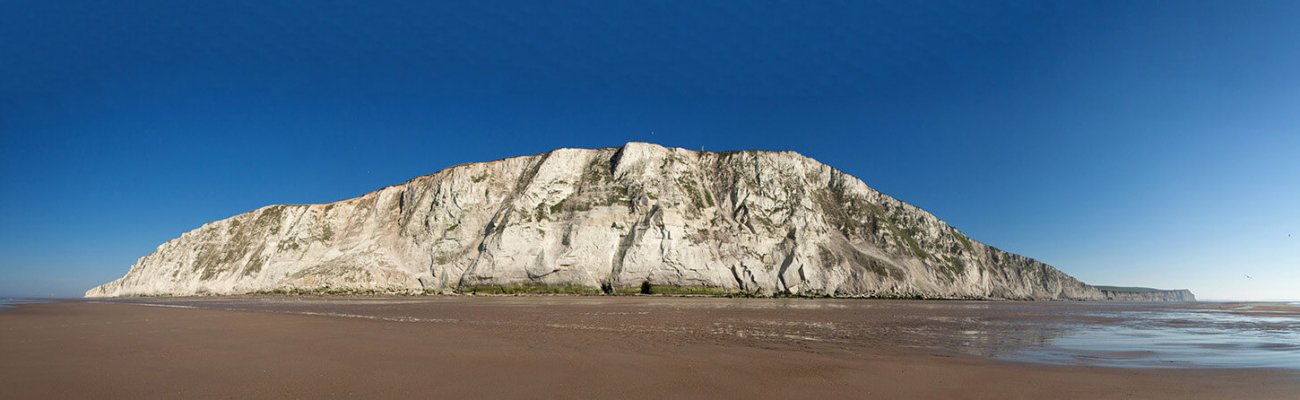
[88,142,1168,300]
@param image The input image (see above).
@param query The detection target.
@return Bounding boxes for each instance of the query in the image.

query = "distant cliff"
[1097,286,1196,302]
[88,142,1179,301]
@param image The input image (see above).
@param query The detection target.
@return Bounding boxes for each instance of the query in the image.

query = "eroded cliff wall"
[1101,289,1196,302]
[88,142,1112,300]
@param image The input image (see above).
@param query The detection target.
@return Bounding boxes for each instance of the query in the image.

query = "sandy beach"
[2,298,1297,399]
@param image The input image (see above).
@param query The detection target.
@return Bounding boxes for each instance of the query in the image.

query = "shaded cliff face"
[88,142,1110,300]
[1101,289,1196,302]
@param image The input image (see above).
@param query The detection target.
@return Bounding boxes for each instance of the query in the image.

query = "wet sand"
[2,298,1297,399]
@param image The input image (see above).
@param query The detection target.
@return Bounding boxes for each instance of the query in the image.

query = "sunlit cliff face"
[89,142,1135,300]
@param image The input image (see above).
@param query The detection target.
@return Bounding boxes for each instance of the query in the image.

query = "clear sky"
[1,1,1297,300]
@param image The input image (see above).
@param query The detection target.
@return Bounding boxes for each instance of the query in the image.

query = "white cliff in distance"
[87,142,1190,301]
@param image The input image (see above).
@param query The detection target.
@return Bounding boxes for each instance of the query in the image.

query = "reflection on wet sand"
[1004,303,1300,369]
[98,296,1299,370]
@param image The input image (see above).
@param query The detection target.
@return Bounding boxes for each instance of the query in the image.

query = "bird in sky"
[1244,274,1254,279]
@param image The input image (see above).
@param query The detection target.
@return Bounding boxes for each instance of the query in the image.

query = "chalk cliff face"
[89,142,1152,300]
[1101,289,1196,302]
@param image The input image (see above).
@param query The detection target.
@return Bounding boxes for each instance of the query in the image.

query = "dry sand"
[1,298,1297,399]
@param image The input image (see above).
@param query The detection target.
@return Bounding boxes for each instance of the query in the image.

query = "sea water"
[1002,304,1300,369]
[0,297,47,309]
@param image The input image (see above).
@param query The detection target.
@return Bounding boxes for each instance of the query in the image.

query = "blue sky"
[1,1,1296,300]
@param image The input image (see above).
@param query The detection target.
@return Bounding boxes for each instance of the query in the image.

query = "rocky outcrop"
[88,142,1146,300]
[1099,288,1196,302]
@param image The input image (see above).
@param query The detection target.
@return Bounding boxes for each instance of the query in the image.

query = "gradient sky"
[1,1,1297,300]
